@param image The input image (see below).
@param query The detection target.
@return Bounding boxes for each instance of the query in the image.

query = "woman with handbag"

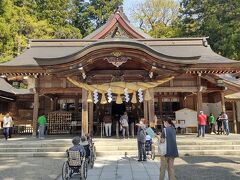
[156,118,178,180]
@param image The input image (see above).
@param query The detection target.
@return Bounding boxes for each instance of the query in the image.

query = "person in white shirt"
[3,113,13,140]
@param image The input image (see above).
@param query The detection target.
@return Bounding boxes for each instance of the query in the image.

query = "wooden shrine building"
[1,9,240,135]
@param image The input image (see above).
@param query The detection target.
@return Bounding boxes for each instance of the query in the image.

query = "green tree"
[131,0,179,38]
[179,0,240,60]
[70,0,123,37]
[87,0,123,29]
[0,0,56,62]
[71,0,93,37]
[0,0,83,62]
[35,0,82,38]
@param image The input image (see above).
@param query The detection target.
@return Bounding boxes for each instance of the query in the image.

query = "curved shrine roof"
[0,8,239,73]
[0,38,238,68]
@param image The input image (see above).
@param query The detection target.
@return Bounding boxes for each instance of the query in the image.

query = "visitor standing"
[136,118,146,161]
[208,113,215,134]
[38,114,46,139]
[157,118,179,180]
[3,113,13,140]
[120,112,129,139]
[219,112,230,135]
[216,114,223,135]
[103,111,112,137]
[197,111,207,137]
[9,114,14,138]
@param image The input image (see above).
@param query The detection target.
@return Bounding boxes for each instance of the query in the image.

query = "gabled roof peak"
[114,6,130,22]
[83,8,152,39]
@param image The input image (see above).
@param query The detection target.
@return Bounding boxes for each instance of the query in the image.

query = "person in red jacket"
[197,111,207,137]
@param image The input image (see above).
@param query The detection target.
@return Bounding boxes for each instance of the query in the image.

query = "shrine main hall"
[1,9,240,136]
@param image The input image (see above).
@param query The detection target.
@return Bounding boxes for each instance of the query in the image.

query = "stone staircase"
[0,134,240,157]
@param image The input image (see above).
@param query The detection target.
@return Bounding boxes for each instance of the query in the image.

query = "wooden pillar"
[9,102,18,118]
[144,101,148,121]
[220,91,226,112]
[51,96,58,111]
[74,94,80,115]
[196,91,203,113]
[159,93,162,115]
[81,89,88,135]
[179,93,184,108]
[50,97,54,111]
[232,101,238,133]
[88,102,93,136]
[196,76,203,113]
[148,89,155,124]
[32,78,39,136]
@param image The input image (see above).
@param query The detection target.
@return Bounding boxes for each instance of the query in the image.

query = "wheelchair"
[62,150,88,180]
[83,143,96,169]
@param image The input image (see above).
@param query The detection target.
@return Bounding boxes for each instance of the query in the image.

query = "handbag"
[157,128,167,156]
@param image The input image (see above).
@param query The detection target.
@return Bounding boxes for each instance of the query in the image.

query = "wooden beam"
[82,89,88,135]
[144,101,148,121]
[89,102,93,136]
[197,76,203,113]
[74,94,80,116]
[147,89,155,123]
[220,91,226,112]
[158,93,162,115]
[32,79,39,136]
[196,91,203,113]
[39,87,81,95]
[86,70,148,76]
[153,86,200,92]
[232,102,238,133]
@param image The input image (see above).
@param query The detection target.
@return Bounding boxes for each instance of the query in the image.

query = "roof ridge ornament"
[104,51,131,67]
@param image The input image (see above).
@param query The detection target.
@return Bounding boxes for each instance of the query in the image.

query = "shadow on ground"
[175,156,240,180]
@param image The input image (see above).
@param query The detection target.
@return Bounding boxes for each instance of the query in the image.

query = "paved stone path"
[0,134,240,180]
[56,156,162,180]
[0,155,240,180]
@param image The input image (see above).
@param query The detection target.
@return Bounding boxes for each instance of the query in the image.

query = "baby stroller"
[145,134,155,160]
[62,150,88,180]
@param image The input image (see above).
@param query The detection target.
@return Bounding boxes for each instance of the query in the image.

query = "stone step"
[1,149,240,157]
[178,145,240,150]
[176,141,240,145]
[179,150,240,156]
[1,140,240,148]
[1,144,240,152]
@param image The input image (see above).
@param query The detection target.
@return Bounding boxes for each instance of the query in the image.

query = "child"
[145,133,152,155]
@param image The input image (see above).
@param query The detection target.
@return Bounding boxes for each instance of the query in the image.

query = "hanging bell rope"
[87,91,93,103]
[131,92,137,104]
[67,76,174,94]
[100,93,107,104]
[144,89,151,101]
[116,94,123,104]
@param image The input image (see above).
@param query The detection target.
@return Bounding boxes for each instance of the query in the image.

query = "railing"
[14,126,33,134]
